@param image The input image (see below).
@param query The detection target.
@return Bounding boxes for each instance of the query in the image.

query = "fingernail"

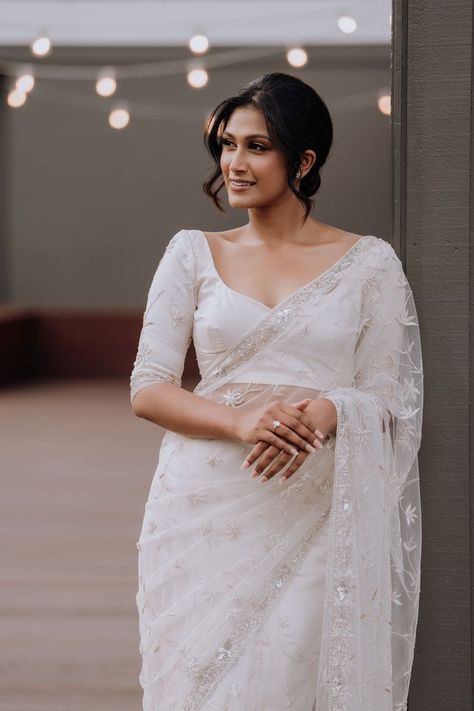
[290,447,298,456]
[251,470,259,478]
[279,476,287,483]
[305,444,316,453]
[313,439,323,449]
[240,461,250,470]
[315,429,325,439]
[260,476,268,483]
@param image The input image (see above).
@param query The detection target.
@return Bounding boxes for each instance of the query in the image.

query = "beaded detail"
[323,399,355,709]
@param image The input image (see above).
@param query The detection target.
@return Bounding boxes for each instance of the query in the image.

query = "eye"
[220,138,266,152]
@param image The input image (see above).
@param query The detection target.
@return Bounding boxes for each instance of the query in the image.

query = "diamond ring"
[272,419,281,432]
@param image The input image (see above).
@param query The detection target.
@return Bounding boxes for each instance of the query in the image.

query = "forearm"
[132,382,240,440]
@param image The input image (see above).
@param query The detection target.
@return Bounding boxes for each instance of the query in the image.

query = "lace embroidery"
[130,338,180,402]
[194,236,378,395]
[182,508,331,710]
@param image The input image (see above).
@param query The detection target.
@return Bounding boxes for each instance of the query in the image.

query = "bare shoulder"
[198,228,242,244]
[327,227,367,247]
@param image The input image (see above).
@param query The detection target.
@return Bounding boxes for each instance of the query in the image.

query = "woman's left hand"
[241,397,337,482]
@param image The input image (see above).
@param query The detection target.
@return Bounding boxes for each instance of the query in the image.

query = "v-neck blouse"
[130,227,382,403]
[190,228,374,387]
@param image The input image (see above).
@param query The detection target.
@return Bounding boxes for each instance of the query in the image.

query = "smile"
[229,180,256,190]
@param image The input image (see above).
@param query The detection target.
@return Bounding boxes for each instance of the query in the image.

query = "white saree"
[130,228,423,711]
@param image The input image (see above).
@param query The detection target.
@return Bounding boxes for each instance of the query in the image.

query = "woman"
[130,72,423,711]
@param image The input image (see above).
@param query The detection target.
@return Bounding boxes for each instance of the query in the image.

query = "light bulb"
[378,93,391,116]
[16,73,35,93]
[7,89,27,108]
[31,35,52,57]
[96,76,117,97]
[189,34,209,54]
[187,68,208,88]
[286,48,308,68]
[109,105,130,129]
[337,16,358,34]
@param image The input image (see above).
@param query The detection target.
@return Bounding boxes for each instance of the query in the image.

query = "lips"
[229,179,256,186]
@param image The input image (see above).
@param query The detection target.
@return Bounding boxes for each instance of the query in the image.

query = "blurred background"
[0,2,392,709]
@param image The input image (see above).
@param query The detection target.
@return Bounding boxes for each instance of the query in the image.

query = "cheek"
[220,153,231,172]
[259,155,287,182]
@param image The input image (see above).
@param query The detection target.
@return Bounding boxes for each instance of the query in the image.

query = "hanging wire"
[0,46,284,81]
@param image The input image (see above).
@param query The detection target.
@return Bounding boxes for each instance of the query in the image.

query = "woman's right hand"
[232,399,323,456]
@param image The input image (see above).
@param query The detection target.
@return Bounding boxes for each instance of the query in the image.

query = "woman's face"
[219,106,293,208]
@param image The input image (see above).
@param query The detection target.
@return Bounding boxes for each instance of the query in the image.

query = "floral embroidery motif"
[223,519,242,539]
[220,388,245,407]
[187,488,209,506]
[206,453,223,467]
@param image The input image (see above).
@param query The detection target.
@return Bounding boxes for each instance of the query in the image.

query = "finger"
[240,440,269,470]
[278,405,325,449]
[284,400,327,446]
[268,420,322,455]
[289,398,312,409]
[258,430,301,458]
[258,450,294,481]
[252,445,282,477]
[259,447,310,482]
[279,451,307,481]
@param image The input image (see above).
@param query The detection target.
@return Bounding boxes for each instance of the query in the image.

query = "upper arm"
[130,229,197,408]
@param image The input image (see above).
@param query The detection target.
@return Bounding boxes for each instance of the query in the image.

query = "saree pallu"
[133,233,423,711]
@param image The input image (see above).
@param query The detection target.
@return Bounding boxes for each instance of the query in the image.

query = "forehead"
[222,107,269,138]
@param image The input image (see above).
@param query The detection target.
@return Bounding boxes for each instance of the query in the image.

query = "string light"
[189,34,210,55]
[96,67,117,97]
[187,67,208,88]
[16,69,35,93]
[108,102,130,129]
[337,16,358,34]
[7,89,27,108]
[377,90,391,116]
[286,47,308,68]
[31,35,52,57]
[0,44,389,120]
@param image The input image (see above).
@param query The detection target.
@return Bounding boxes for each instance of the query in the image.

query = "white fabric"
[131,228,423,711]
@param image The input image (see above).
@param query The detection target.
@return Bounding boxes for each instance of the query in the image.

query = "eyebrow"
[221,131,271,141]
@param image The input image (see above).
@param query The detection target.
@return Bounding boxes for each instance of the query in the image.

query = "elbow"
[131,391,147,418]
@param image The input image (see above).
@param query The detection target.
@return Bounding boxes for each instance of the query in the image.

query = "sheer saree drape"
[132,232,423,711]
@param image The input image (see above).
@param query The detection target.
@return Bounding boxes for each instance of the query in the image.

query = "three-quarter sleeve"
[130,229,197,405]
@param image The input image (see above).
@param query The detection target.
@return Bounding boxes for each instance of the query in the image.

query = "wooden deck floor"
[0,378,177,711]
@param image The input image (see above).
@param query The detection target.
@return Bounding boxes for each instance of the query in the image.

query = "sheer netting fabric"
[130,229,423,711]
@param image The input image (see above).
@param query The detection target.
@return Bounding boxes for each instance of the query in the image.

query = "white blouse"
[130,228,374,403]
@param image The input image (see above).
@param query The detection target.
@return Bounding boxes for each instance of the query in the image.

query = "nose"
[228,147,249,173]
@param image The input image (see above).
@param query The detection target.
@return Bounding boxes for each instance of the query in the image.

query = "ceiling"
[0,1,391,46]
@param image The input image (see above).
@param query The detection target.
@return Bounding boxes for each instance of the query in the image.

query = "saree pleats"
[137,423,335,710]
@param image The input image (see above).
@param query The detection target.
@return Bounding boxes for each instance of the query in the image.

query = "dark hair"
[202,72,333,223]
